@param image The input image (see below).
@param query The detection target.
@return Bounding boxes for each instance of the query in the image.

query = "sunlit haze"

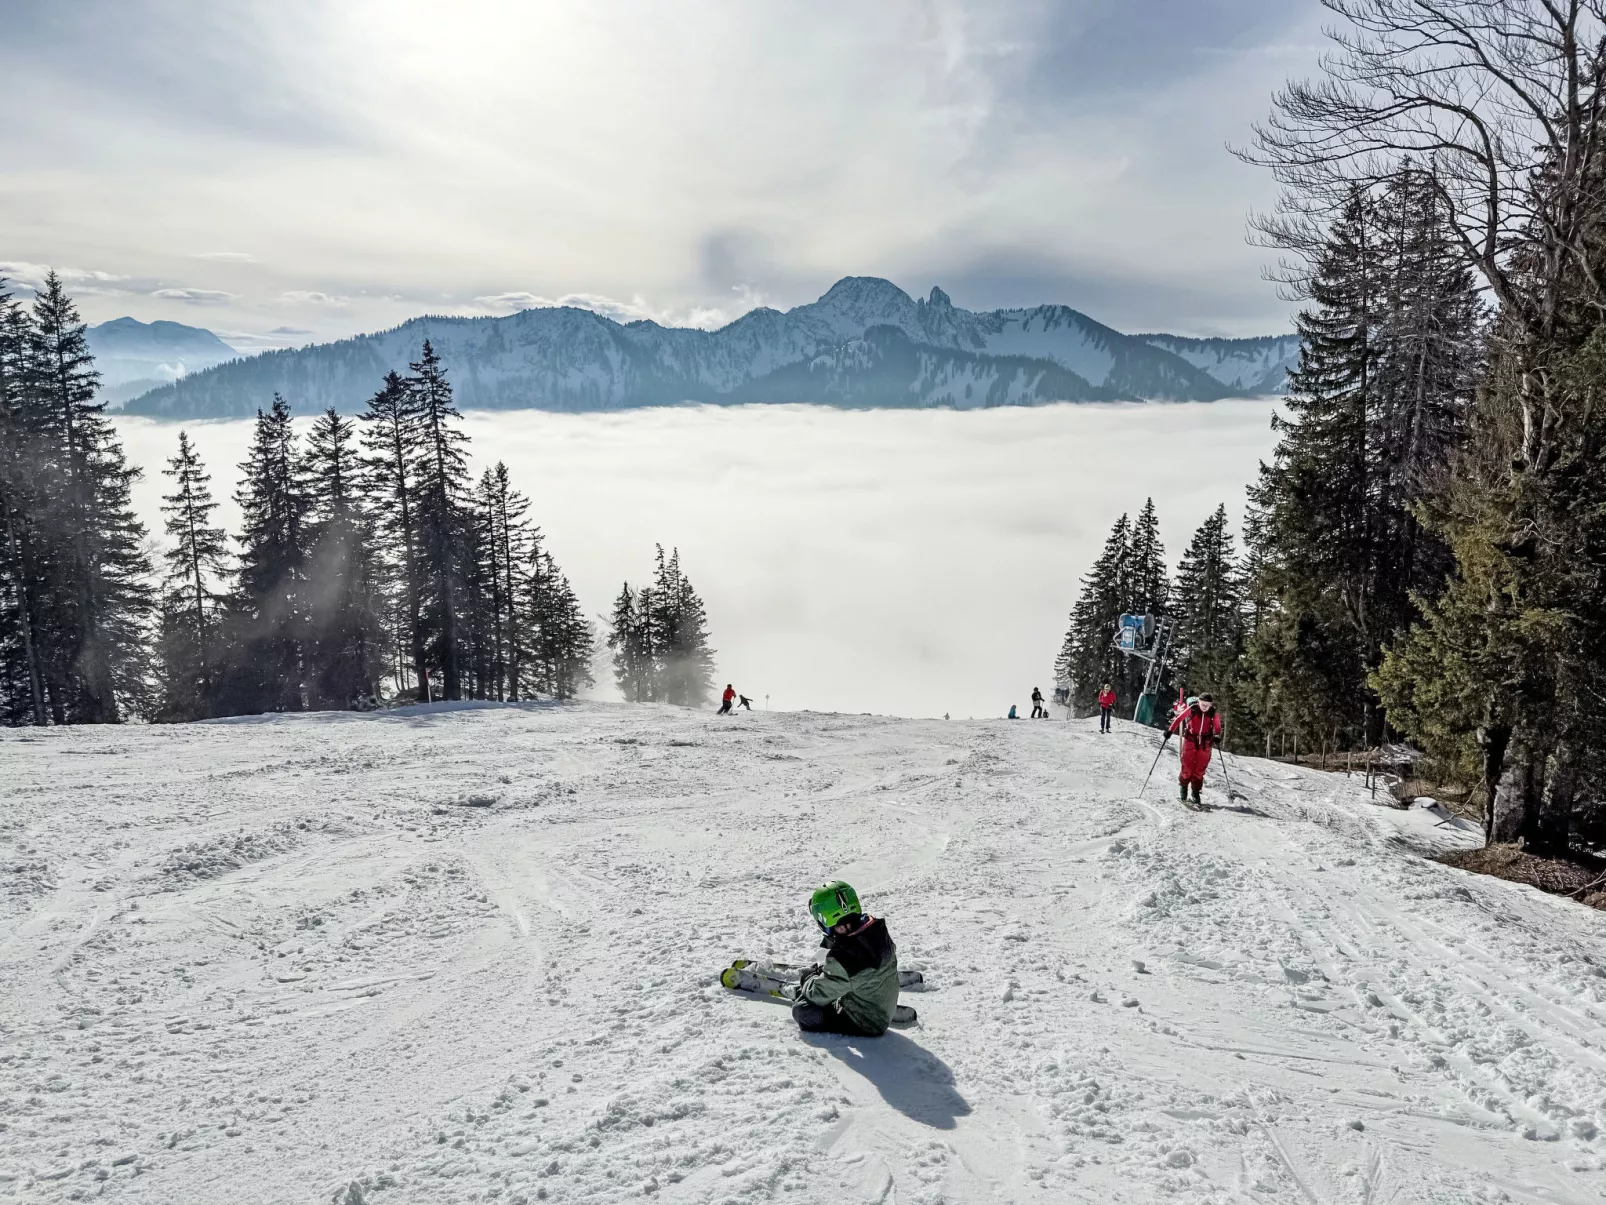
[4,1,1320,347]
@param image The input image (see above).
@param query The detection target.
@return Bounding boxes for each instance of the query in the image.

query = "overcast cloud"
[2,0,1323,346]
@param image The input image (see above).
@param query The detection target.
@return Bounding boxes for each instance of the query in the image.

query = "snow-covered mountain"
[121,278,1295,418]
[1137,331,1301,396]
[85,317,240,407]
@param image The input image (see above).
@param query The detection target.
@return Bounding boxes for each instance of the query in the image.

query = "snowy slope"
[121,279,1272,418]
[5,704,1599,1204]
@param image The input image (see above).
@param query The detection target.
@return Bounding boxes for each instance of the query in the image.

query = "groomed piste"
[2,702,1602,1203]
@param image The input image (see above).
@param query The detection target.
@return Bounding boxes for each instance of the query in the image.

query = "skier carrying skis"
[1167,693,1222,806]
[718,684,735,715]
[1097,681,1117,732]
[794,881,900,1037]
[1030,687,1045,718]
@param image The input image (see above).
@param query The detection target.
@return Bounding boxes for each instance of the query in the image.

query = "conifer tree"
[219,395,307,714]
[607,583,650,702]
[1172,505,1244,702]
[359,371,426,699]
[408,341,471,700]
[153,432,228,719]
[27,271,153,721]
[649,546,716,706]
[0,279,46,724]
[302,408,385,707]
[1056,514,1130,714]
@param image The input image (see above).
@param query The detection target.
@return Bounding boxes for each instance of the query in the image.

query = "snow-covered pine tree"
[407,341,472,701]
[25,271,152,722]
[217,395,308,715]
[1172,505,1244,703]
[153,432,229,720]
[359,371,426,700]
[302,408,387,708]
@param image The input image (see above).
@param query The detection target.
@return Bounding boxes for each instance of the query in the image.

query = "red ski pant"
[1179,739,1214,788]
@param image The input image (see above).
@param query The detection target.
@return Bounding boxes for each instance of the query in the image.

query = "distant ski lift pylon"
[1114,613,1155,655]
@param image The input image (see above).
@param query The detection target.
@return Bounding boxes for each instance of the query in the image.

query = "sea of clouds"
[115,401,1279,719]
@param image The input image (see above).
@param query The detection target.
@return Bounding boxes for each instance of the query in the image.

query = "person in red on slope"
[1097,682,1117,733]
[1168,693,1222,806]
[718,684,735,715]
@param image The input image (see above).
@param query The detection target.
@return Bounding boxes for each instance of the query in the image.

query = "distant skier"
[738,693,754,710]
[718,684,735,715]
[1168,693,1223,807]
[1030,687,1045,719]
[793,881,899,1037]
[1097,682,1117,732]
[1008,704,1018,720]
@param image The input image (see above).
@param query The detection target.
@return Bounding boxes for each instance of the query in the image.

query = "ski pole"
[1139,735,1170,797]
[1217,748,1244,801]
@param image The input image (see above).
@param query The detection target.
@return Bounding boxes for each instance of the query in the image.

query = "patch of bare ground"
[1439,843,1606,911]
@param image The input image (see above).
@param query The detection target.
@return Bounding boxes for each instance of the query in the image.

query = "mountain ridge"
[120,278,1298,418]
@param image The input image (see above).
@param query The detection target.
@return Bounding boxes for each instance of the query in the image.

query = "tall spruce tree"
[220,395,307,714]
[607,583,651,702]
[1250,179,1481,751]
[408,341,471,701]
[154,432,229,719]
[359,371,426,699]
[0,279,46,724]
[302,408,386,707]
[1057,514,1131,715]
[1172,505,1244,702]
[26,271,152,722]
[649,546,716,706]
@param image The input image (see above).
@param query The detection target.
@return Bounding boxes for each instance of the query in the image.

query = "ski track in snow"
[2,704,1604,1204]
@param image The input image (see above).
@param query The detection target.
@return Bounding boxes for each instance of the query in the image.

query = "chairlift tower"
[1111,613,1175,727]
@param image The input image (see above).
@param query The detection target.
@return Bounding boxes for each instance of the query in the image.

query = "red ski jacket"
[1097,689,1117,710]
[723,686,735,703]
[1168,704,1222,746]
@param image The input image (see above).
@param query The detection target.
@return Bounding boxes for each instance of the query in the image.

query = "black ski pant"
[1100,706,1113,732]
[717,699,732,714]
[792,999,883,1037]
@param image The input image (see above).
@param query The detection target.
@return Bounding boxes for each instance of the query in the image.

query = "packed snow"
[3,703,1603,1203]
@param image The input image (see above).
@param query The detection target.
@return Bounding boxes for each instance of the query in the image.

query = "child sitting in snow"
[794,881,900,1037]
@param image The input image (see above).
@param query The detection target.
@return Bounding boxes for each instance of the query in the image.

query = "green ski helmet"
[809,880,862,931]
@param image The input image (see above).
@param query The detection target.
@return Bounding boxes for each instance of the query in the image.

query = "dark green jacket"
[801,916,899,1035]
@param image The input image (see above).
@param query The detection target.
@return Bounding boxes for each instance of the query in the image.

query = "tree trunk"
[1478,721,1510,845]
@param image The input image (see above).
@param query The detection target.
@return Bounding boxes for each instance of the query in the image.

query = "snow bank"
[2,705,1602,1203]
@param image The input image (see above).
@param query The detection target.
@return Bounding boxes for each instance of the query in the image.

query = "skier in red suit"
[1168,694,1222,806]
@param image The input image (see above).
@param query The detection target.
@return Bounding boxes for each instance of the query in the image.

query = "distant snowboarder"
[718,684,735,715]
[1168,693,1223,807]
[738,694,754,710]
[1097,682,1117,732]
[793,881,900,1036]
[1030,687,1045,719]
[1008,704,1018,720]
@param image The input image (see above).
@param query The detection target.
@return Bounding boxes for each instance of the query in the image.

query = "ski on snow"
[719,958,920,1026]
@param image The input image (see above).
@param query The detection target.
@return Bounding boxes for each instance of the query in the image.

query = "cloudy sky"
[3,0,1324,349]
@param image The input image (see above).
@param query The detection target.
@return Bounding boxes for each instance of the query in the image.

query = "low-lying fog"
[115,401,1279,719]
